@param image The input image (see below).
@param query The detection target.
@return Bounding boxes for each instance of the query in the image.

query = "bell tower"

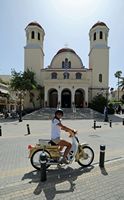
[24,21,45,84]
[89,21,109,97]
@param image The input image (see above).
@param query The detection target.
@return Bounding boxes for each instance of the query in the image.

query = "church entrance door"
[75,89,84,108]
[49,89,58,108]
[61,89,71,108]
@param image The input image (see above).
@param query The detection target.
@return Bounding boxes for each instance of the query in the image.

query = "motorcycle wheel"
[30,149,51,170]
[78,146,94,167]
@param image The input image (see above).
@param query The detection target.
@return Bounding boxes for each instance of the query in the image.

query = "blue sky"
[0,0,124,89]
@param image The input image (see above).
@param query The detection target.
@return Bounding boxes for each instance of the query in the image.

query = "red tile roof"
[91,21,108,29]
[26,22,43,29]
[56,48,76,55]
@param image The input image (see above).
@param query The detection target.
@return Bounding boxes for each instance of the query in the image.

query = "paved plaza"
[0,114,124,199]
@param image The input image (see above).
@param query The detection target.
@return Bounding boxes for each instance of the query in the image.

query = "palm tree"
[114,70,122,101]
[119,77,124,91]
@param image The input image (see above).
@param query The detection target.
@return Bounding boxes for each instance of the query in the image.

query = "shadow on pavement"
[95,114,123,123]
[22,165,94,199]
[0,118,19,123]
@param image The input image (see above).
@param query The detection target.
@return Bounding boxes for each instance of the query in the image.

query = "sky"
[0,0,124,89]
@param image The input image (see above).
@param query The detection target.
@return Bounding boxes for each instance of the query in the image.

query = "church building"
[24,21,109,109]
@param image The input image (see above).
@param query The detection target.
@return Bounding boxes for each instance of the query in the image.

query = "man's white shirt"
[51,118,61,139]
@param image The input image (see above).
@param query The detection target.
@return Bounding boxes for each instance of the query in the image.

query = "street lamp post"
[104,89,109,122]
[19,93,22,122]
[17,91,26,122]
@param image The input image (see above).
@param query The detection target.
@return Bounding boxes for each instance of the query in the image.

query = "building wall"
[110,90,124,101]
[89,48,109,90]
[24,48,44,84]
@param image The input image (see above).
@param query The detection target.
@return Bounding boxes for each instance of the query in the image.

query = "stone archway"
[49,89,58,108]
[61,89,71,108]
[75,89,85,108]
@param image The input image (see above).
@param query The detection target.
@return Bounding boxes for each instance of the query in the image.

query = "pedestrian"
[117,105,122,114]
[122,104,124,114]
[104,106,108,122]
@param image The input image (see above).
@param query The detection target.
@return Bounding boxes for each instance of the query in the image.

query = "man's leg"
[58,140,72,158]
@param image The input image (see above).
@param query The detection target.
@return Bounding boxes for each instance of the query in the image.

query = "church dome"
[26,21,44,30]
[50,47,83,69]
[91,21,108,30]
[56,48,76,55]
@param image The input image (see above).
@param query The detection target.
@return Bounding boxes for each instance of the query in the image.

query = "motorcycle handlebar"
[68,129,77,137]
[61,125,77,136]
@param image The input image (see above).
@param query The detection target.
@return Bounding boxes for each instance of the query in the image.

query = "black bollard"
[123,118,124,126]
[27,124,31,135]
[94,120,96,130]
[109,120,112,128]
[40,152,47,182]
[0,126,2,136]
[99,145,106,168]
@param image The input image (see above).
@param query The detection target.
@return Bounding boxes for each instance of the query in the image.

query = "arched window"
[62,58,71,69]
[62,61,65,68]
[93,32,96,40]
[122,94,124,101]
[63,72,69,79]
[38,32,40,40]
[100,31,103,39]
[69,61,71,68]
[31,31,35,39]
[51,72,57,79]
[99,74,102,82]
[76,72,82,79]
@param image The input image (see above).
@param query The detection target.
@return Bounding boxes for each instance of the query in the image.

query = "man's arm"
[58,123,74,133]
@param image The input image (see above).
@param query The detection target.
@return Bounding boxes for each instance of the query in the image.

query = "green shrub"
[90,94,107,113]
[108,103,115,114]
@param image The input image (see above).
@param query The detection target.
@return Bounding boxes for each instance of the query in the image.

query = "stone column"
[71,87,75,107]
[58,86,61,107]
[44,88,48,107]
[84,88,88,107]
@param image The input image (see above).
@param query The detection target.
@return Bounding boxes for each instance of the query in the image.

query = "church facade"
[24,21,109,109]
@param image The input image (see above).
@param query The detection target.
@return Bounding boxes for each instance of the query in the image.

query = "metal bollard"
[94,120,96,130]
[109,120,112,128]
[0,126,2,136]
[27,124,31,135]
[99,145,106,168]
[39,152,47,182]
[122,118,124,126]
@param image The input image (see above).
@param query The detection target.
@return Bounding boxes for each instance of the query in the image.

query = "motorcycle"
[28,130,94,170]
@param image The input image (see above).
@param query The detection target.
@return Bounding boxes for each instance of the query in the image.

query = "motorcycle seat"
[48,140,57,146]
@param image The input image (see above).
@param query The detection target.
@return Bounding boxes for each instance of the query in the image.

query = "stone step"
[23,108,104,120]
